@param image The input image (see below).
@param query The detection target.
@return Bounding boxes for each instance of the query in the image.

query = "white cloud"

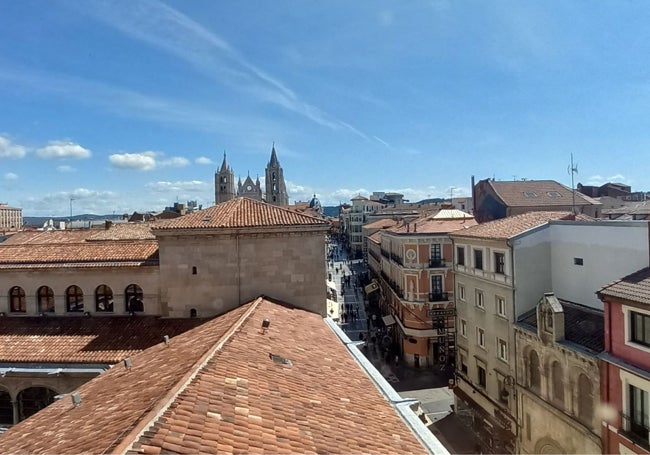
[0,136,27,159]
[57,165,76,173]
[195,156,213,165]
[109,151,190,170]
[109,152,157,170]
[585,174,631,186]
[3,172,18,180]
[36,141,91,159]
[145,180,207,192]
[23,188,119,216]
[160,156,190,168]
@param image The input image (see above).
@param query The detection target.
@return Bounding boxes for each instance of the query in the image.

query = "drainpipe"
[507,237,520,446]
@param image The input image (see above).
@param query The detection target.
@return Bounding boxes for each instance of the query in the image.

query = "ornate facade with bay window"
[368,209,476,367]
[599,267,650,454]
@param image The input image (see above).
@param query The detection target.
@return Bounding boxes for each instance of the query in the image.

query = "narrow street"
[326,237,482,454]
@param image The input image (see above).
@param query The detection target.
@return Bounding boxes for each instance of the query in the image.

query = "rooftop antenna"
[449,187,455,200]
[568,153,579,214]
[69,197,75,225]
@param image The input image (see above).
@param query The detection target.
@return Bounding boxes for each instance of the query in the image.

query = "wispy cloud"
[145,180,207,192]
[57,165,76,173]
[3,172,18,180]
[585,174,631,186]
[0,135,27,159]
[69,0,367,137]
[36,141,91,159]
[195,156,213,165]
[373,136,391,148]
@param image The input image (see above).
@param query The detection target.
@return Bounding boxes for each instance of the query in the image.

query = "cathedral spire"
[219,151,228,172]
[269,142,279,167]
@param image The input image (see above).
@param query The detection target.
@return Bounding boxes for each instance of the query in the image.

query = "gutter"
[324,317,450,455]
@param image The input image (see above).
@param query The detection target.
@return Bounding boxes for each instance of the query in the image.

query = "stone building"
[0,198,329,427]
[214,145,289,206]
[515,293,603,454]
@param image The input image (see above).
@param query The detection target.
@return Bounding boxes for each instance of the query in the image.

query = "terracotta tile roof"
[0,241,159,268]
[152,197,328,230]
[598,267,650,305]
[1,229,98,245]
[0,298,428,454]
[351,195,368,201]
[388,217,477,235]
[0,316,209,364]
[363,218,400,230]
[449,211,586,240]
[88,223,157,241]
[368,231,382,244]
[518,300,604,353]
[487,179,598,207]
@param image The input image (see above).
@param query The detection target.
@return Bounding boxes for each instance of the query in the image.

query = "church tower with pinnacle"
[212,144,290,206]
[214,152,235,204]
[265,144,289,206]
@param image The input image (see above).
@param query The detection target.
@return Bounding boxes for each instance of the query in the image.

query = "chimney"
[414,223,417,232]
[406,223,410,233]
[105,220,113,230]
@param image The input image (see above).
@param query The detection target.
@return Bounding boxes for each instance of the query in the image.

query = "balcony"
[381,249,389,259]
[429,258,447,268]
[428,292,449,302]
[620,413,650,451]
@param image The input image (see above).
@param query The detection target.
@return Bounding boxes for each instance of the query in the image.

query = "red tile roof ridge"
[112,296,264,454]
[152,197,328,230]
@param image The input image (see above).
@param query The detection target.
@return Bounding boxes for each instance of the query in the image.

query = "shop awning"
[382,315,396,326]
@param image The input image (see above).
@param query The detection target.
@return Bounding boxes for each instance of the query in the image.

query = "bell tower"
[265,144,289,206]
[214,152,235,204]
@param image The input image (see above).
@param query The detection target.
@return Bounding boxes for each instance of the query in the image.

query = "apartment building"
[374,209,476,367]
[339,195,385,258]
[0,203,22,232]
[451,213,650,453]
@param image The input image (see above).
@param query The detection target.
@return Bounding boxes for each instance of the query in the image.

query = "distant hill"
[323,206,339,218]
[23,214,125,228]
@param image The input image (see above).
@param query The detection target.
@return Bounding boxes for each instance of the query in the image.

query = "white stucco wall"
[547,220,649,309]
[512,226,553,318]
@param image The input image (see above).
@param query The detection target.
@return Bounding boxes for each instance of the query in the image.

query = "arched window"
[552,361,564,406]
[9,286,26,313]
[95,285,114,312]
[66,285,84,312]
[125,284,144,313]
[577,373,593,424]
[37,286,55,313]
[17,387,57,421]
[0,388,12,425]
[529,350,541,393]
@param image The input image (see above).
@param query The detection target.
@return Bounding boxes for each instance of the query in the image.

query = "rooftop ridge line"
[111,297,264,454]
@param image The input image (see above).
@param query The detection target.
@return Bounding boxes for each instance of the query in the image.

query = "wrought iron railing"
[620,413,650,450]
[428,292,449,302]
[429,258,446,268]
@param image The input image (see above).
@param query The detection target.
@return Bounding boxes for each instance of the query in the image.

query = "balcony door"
[431,275,443,301]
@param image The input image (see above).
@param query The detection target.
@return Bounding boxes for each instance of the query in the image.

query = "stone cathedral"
[214,145,289,206]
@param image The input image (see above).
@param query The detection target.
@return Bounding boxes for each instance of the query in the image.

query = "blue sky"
[1,1,649,216]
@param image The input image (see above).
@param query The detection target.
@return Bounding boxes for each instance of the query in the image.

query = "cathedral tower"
[265,144,289,206]
[214,152,235,204]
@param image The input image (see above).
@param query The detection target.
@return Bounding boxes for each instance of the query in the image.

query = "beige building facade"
[515,294,602,454]
[0,204,22,232]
